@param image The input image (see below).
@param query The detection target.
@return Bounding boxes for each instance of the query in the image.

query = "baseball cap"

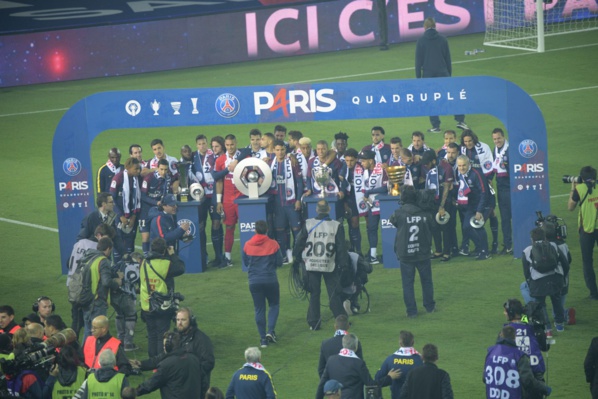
[22,313,41,325]
[358,150,375,160]
[162,194,177,206]
[324,380,343,395]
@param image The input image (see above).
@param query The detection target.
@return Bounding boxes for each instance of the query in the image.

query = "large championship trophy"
[233,158,273,271]
[175,161,204,273]
[305,163,339,218]
[177,161,192,202]
[313,164,332,198]
[378,165,407,269]
[386,165,406,196]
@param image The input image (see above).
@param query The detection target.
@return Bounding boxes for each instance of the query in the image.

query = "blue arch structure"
[53,76,550,272]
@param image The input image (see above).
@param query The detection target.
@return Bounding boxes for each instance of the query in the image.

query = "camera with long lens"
[0,329,76,397]
[535,211,567,241]
[562,175,582,184]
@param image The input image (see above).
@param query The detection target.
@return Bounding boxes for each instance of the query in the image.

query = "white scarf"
[426,167,440,199]
[462,142,493,176]
[122,170,141,217]
[333,329,348,337]
[400,159,414,187]
[243,362,267,372]
[457,169,472,205]
[360,163,384,215]
[106,160,120,174]
[271,157,296,202]
[493,140,509,177]
[339,349,359,359]
[371,141,385,164]
[394,347,420,356]
[225,151,240,174]
[353,163,367,214]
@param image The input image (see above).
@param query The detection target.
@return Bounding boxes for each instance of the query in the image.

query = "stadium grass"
[0,31,597,398]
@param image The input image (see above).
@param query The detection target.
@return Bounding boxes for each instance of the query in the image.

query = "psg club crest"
[518,139,538,159]
[63,158,82,176]
[215,93,240,118]
[359,201,368,211]
[483,160,493,171]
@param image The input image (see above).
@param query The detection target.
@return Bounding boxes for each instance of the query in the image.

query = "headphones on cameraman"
[179,307,197,328]
[32,296,55,313]
[503,298,522,320]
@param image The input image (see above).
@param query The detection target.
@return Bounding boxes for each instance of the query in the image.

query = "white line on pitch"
[0,108,69,118]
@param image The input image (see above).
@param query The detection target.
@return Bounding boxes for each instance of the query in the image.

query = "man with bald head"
[25,323,45,343]
[83,315,132,374]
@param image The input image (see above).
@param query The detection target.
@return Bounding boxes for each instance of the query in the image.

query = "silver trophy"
[232,158,272,198]
[313,164,332,198]
[177,162,191,202]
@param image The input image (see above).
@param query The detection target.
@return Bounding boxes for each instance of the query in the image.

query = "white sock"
[225,252,231,260]
[370,248,377,258]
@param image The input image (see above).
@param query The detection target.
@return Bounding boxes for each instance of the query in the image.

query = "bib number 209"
[305,241,336,258]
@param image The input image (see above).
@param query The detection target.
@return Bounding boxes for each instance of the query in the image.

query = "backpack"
[68,251,101,307]
[530,240,559,273]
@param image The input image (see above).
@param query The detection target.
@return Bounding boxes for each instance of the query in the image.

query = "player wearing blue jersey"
[110,157,142,262]
[140,159,173,255]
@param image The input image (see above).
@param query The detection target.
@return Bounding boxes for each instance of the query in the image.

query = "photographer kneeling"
[140,238,185,358]
[567,166,598,300]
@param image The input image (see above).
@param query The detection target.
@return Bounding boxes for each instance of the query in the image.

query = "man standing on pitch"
[415,17,468,133]
[390,186,436,318]
[293,200,348,330]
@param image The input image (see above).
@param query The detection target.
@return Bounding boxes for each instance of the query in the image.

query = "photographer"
[568,166,598,300]
[0,331,43,399]
[43,345,86,399]
[139,238,185,357]
[110,254,141,352]
[149,194,190,255]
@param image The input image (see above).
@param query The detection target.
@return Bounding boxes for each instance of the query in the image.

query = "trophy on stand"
[313,164,332,198]
[177,162,192,202]
[232,158,272,198]
[386,165,407,196]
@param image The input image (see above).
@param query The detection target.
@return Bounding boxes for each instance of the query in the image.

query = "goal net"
[484,0,598,52]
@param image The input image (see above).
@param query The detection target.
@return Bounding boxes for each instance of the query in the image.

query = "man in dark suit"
[400,343,453,399]
[77,192,116,241]
[318,315,363,378]
[316,333,400,399]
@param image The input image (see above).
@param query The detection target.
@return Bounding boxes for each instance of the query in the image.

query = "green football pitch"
[1,30,597,398]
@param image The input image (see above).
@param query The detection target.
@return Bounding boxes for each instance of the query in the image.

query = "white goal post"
[484,0,598,52]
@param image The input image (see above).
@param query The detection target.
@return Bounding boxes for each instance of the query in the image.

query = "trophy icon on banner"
[386,165,407,196]
[150,100,160,116]
[171,101,181,115]
[314,164,332,198]
[191,98,199,114]
[177,162,192,202]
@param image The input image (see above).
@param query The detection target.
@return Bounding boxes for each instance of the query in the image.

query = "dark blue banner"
[53,77,550,273]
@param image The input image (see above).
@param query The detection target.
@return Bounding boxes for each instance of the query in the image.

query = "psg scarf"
[426,167,440,199]
[457,171,471,205]
[271,157,296,202]
[493,141,509,177]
